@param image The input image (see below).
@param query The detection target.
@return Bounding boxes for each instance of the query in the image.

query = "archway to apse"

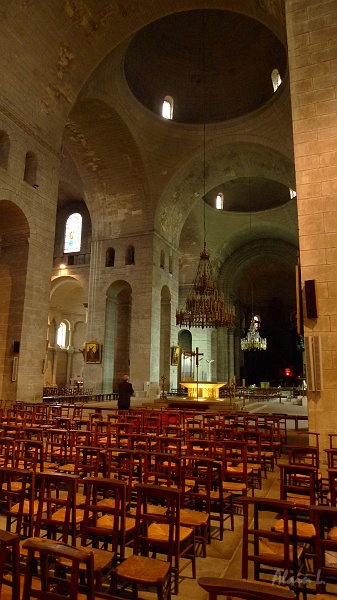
[236,254,301,388]
[48,277,87,388]
[103,281,132,394]
[0,200,30,401]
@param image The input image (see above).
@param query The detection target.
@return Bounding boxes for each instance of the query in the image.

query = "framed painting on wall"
[85,342,102,364]
[171,346,180,366]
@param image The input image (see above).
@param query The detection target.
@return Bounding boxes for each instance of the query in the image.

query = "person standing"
[118,374,134,410]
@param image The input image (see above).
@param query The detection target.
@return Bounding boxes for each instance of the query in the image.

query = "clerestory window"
[64,213,82,253]
[162,96,174,120]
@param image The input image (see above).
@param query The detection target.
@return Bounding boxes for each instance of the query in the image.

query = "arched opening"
[103,281,132,393]
[23,151,38,186]
[271,68,282,92]
[125,245,135,265]
[162,96,174,120]
[106,247,115,267]
[0,131,10,170]
[178,329,193,382]
[48,278,86,388]
[0,200,29,401]
[160,250,165,269]
[215,193,224,210]
[64,213,82,254]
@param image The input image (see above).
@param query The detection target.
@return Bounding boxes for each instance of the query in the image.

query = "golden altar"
[180,381,225,400]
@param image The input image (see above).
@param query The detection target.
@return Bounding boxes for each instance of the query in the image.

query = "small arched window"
[24,151,38,186]
[271,69,282,92]
[289,188,297,199]
[162,96,174,120]
[56,322,67,348]
[64,213,82,253]
[169,255,173,275]
[125,245,135,265]
[216,193,224,210]
[160,250,165,269]
[0,131,10,170]
[106,247,115,267]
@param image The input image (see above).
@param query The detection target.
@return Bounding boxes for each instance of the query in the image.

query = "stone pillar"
[234,330,241,384]
[223,328,229,383]
[217,329,225,382]
[286,0,337,455]
[228,327,235,382]
[102,296,116,394]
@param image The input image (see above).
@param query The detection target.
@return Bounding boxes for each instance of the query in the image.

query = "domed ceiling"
[124,9,287,123]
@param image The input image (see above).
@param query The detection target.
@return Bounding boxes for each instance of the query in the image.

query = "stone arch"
[0,200,30,401]
[156,141,295,247]
[48,276,87,387]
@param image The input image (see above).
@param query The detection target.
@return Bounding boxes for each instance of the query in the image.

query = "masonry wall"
[286,0,337,454]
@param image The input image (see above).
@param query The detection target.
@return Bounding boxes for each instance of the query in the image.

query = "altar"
[180,381,225,400]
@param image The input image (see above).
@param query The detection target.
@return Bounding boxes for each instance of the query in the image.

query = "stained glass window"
[64,213,82,253]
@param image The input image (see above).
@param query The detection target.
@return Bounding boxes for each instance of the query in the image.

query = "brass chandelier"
[240,317,267,351]
[176,11,235,330]
[176,242,236,329]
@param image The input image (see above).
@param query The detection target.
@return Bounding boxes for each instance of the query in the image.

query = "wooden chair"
[90,476,135,561]
[14,439,44,472]
[112,482,196,597]
[198,577,296,599]
[278,463,318,506]
[0,467,37,538]
[22,538,95,600]
[0,529,20,600]
[241,496,306,593]
[58,476,121,590]
[310,504,337,596]
[218,440,255,503]
[22,471,82,548]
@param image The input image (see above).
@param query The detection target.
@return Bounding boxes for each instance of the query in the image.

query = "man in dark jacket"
[118,374,134,410]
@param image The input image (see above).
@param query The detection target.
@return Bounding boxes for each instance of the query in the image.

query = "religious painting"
[171,346,180,366]
[85,342,102,364]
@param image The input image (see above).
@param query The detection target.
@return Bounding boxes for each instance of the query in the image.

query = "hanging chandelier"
[241,317,267,351]
[176,12,235,330]
[176,243,236,329]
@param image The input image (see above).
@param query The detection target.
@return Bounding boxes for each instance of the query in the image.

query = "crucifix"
[193,347,204,399]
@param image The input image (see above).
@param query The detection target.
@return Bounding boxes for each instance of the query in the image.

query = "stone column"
[286,0,337,455]
[102,296,116,394]
[228,327,235,382]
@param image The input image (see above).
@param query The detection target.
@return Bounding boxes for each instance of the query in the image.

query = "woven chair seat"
[96,514,135,533]
[273,519,315,538]
[148,522,193,543]
[180,508,209,526]
[258,538,304,561]
[115,553,170,584]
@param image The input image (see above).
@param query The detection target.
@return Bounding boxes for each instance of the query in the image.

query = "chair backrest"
[0,466,35,537]
[132,482,181,565]
[22,538,95,600]
[278,463,318,505]
[309,504,337,595]
[80,476,126,558]
[33,471,80,545]
[198,577,296,599]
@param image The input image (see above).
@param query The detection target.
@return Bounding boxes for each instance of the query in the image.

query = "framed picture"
[85,342,102,364]
[171,346,180,366]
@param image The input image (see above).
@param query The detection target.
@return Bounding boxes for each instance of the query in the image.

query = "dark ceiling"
[124,9,287,123]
